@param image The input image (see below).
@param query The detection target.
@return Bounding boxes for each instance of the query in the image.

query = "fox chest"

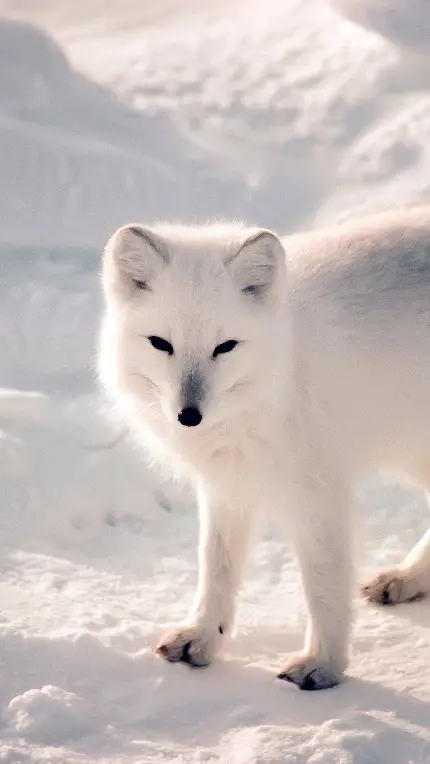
[184,425,286,508]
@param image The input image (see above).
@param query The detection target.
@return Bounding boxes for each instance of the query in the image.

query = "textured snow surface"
[1,0,430,245]
[0,0,430,761]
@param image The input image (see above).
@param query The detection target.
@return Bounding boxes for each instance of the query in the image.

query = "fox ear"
[225,229,285,298]
[103,224,170,297]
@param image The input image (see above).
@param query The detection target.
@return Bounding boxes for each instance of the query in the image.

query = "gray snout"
[178,368,205,427]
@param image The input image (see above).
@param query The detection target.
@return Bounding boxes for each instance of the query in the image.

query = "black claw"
[277,668,337,691]
[277,670,318,690]
[218,625,224,634]
[180,641,193,664]
[277,672,295,683]
[299,670,318,691]
[409,591,424,602]
[179,641,208,668]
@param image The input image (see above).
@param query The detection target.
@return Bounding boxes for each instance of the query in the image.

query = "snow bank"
[1,0,430,248]
[330,0,430,54]
[0,390,48,424]
[0,19,239,248]
[6,686,92,744]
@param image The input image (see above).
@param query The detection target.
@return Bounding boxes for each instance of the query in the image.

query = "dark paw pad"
[381,587,392,605]
[155,629,214,667]
[278,669,323,691]
[277,664,340,691]
[180,641,194,665]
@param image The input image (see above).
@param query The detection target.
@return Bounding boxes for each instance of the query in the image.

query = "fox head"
[99,223,288,438]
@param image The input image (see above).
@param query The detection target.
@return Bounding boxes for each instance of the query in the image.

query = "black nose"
[178,407,202,427]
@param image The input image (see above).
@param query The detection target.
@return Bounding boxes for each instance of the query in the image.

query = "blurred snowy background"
[1,2,430,762]
[2,0,430,532]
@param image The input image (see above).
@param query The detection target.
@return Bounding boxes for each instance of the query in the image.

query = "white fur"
[98,206,430,689]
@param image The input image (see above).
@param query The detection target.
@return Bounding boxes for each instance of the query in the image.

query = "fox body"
[99,206,430,690]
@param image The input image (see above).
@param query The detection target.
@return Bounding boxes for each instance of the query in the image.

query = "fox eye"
[148,336,174,355]
[242,285,258,295]
[212,340,238,359]
[133,279,148,290]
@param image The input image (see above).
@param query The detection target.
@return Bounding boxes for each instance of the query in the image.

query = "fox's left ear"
[225,229,285,298]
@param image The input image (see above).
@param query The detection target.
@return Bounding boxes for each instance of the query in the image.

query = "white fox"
[98,205,430,690]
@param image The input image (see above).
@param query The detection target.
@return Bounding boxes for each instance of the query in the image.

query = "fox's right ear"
[102,224,170,298]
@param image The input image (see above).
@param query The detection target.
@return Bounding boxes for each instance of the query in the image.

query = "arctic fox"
[98,205,430,691]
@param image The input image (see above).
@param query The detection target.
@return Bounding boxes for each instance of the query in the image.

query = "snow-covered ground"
[0,0,430,761]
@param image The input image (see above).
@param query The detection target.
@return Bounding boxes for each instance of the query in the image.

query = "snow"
[0,0,430,761]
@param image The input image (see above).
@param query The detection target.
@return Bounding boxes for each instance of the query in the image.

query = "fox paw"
[156,623,223,667]
[277,653,343,690]
[361,569,425,605]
